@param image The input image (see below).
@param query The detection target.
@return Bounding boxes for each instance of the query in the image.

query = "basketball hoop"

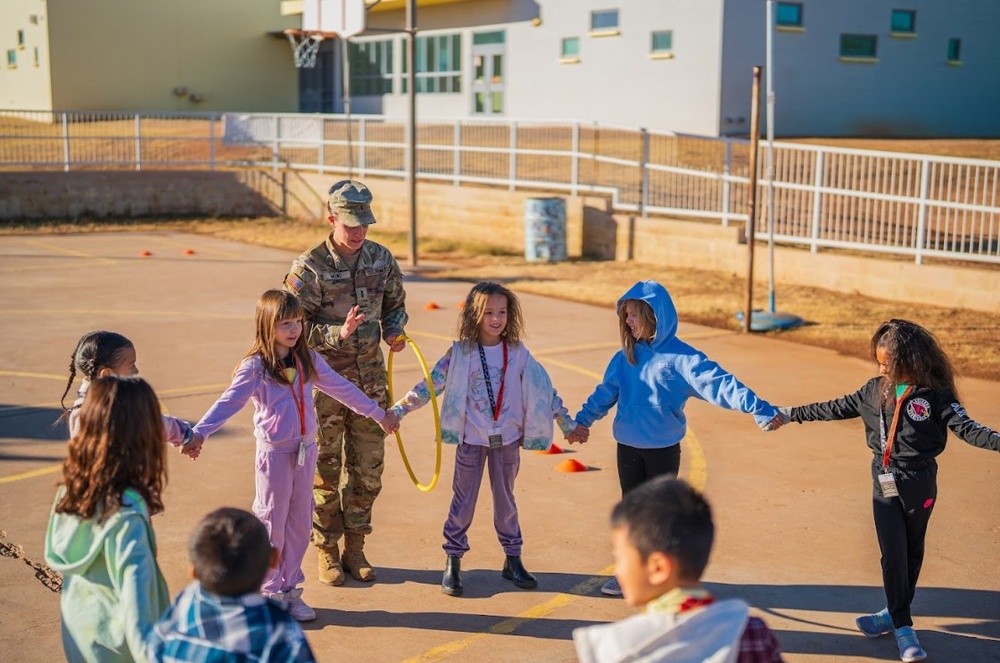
[285,29,329,68]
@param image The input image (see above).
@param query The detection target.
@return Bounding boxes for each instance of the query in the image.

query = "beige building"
[1,0,300,112]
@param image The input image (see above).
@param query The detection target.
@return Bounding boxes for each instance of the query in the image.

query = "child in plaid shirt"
[573,476,784,663]
[147,508,315,662]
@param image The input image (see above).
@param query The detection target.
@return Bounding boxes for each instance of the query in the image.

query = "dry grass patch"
[4,217,997,382]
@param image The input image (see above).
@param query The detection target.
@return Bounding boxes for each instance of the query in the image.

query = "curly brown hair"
[56,376,167,521]
[871,319,957,398]
[458,281,524,346]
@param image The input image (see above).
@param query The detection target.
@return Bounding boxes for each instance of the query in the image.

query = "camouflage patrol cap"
[328,179,376,227]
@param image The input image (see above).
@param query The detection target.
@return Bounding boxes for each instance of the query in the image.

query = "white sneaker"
[600,577,623,597]
[268,587,316,622]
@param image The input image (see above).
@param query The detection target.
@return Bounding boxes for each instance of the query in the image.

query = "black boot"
[501,555,537,589]
[442,555,463,596]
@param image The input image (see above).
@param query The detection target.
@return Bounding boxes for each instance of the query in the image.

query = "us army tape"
[386,334,442,492]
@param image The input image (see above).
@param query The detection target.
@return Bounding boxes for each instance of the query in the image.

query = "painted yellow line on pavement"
[0,370,67,381]
[0,464,61,485]
[402,569,613,663]
[24,239,117,265]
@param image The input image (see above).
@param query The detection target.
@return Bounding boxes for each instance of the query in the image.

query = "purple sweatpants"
[443,441,523,557]
[254,439,318,594]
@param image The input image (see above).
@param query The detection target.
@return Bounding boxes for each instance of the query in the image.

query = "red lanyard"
[287,355,306,440]
[477,341,508,422]
[882,385,912,468]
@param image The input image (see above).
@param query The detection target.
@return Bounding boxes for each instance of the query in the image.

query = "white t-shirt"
[462,342,526,447]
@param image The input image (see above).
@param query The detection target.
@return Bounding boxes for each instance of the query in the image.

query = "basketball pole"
[406,0,418,267]
[765,0,776,314]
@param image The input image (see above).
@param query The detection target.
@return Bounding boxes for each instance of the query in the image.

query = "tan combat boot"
[342,533,376,582]
[317,545,345,586]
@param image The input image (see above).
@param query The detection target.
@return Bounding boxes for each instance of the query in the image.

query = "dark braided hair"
[60,331,135,413]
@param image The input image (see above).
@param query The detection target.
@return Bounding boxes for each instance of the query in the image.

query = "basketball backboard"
[302,0,366,37]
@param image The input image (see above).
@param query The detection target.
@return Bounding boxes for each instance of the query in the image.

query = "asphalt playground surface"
[0,231,998,663]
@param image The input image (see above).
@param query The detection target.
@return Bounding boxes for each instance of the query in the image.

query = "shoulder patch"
[284,273,305,293]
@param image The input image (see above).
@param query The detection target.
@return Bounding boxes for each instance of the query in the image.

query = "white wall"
[0,0,52,110]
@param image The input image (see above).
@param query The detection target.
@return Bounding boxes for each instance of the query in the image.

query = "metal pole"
[342,36,353,175]
[406,0,418,267]
[765,0,776,313]
[743,66,763,334]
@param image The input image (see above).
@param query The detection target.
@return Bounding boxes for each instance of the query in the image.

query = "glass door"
[471,31,505,115]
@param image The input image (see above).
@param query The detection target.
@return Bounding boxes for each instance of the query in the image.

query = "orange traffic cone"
[139,250,152,257]
[535,443,564,455]
[555,458,588,473]
[183,249,196,255]
[424,302,440,310]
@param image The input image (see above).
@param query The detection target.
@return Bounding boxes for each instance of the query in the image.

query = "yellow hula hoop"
[386,334,442,492]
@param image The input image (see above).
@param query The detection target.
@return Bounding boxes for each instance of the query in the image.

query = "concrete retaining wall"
[1,170,996,312]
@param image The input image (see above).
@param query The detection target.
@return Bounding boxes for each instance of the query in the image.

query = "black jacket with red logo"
[788,377,1000,464]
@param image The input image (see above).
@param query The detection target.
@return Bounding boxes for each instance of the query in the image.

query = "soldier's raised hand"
[338,305,366,341]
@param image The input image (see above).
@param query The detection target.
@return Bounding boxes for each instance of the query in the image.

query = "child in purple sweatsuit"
[188,290,399,622]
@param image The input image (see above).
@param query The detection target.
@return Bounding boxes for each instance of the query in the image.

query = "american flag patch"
[285,273,304,292]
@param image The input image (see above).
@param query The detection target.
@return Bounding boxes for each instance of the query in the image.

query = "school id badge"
[877,472,899,498]
[488,427,503,449]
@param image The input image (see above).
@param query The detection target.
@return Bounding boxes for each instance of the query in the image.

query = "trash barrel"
[524,197,567,262]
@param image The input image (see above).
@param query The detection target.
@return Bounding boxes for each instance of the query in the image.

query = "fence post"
[318,116,325,175]
[359,116,366,177]
[915,158,930,264]
[61,113,70,172]
[810,150,824,253]
[509,120,517,191]
[453,120,461,186]
[272,115,280,175]
[721,139,732,227]
[209,113,216,171]
[134,114,141,171]
[640,127,649,218]
[571,120,579,196]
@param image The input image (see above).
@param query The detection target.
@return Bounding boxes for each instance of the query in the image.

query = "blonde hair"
[619,299,656,365]
[243,290,316,384]
[458,281,524,345]
[56,376,167,520]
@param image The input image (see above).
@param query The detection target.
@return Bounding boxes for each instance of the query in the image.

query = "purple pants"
[443,441,523,557]
[254,440,318,594]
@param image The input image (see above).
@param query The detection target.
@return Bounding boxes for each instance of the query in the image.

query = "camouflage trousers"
[311,389,388,549]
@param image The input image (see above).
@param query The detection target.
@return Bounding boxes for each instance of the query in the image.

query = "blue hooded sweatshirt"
[575,281,779,449]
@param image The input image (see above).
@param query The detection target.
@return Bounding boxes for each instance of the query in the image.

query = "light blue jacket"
[44,487,169,663]
[575,281,779,449]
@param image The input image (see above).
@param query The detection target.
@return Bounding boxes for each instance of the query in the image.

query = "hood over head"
[616,281,678,351]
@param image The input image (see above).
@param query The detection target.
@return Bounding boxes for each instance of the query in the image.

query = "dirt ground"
[1,232,998,663]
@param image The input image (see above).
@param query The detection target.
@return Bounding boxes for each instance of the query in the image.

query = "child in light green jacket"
[44,376,171,662]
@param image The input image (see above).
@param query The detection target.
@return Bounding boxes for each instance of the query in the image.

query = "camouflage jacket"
[283,236,407,395]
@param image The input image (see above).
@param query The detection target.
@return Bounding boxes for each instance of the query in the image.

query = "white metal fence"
[2,110,998,265]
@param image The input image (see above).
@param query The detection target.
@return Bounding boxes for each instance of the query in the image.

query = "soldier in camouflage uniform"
[283,180,408,586]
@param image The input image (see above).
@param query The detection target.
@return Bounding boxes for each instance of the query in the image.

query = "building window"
[890,9,916,34]
[947,37,962,63]
[403,33,462,94]
[650,31,673,57]
[17,29,26,49]
[6,49,16,68]
[560,37,580,61]
[840,34,877,60]
[349,39,393,96]
[33,46,39,67]
[775,3,803,28]
[473,30,504,46]
[590,9,619,35]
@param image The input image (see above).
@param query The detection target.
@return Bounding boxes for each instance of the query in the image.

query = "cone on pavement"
[555,458,588,473]
[535,443,564,455]
[424,302,440,310]
[139,250,152,257]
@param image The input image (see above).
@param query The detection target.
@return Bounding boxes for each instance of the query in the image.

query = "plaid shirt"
[148,582,316,663]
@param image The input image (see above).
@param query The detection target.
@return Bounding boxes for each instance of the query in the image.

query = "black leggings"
[617,443,681,496]
[871,461,937,629]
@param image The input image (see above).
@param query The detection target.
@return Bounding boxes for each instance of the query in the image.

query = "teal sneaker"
[894,626,927,662]
[856,608,892,638]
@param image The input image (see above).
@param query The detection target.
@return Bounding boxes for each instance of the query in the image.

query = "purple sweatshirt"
[194,349,386,445]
